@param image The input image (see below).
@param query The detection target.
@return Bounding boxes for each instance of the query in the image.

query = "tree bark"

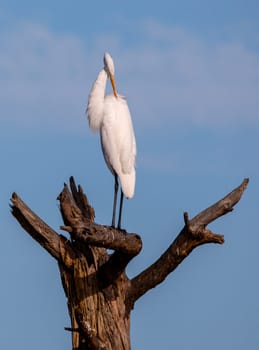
[11,177,249,350]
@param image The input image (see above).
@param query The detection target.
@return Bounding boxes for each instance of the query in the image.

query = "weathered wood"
[58,178,142,256]
[57,179,132,350]
[11,192,75,268]
[129,178,249,303]
[10,177,249,350]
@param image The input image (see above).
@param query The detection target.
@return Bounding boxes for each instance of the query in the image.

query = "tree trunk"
[11,177,248,350]
[59,250,131,350]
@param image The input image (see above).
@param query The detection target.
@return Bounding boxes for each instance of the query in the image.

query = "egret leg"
[117,189,124,230]
[112,175,119,228]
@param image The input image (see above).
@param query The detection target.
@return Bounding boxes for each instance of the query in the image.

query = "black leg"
[117,189,124,230]
[112,175,118,227]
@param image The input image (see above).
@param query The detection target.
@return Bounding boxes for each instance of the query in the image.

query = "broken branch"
[129,178,249,304]
[11,192,75,268]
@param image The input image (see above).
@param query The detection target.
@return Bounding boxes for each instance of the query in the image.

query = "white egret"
[87,52,136,229]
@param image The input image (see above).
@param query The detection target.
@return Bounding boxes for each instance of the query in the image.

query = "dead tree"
[11,177,249,350]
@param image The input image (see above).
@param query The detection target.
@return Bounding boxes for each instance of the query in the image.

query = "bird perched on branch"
[87,52,136,229]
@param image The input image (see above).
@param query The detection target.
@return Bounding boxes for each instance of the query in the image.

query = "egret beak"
[109,73,118,98]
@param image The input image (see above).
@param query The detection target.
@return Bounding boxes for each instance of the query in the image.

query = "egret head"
[104,52,117,97]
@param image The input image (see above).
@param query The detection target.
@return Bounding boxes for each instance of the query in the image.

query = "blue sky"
[0,1,258,349]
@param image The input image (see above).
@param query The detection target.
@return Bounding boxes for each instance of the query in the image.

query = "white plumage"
[87,52,136,229]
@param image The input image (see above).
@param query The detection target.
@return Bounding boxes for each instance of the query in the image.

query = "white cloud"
[117,21,259,129]
[0,20,258,135]
[0,23,92,133]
